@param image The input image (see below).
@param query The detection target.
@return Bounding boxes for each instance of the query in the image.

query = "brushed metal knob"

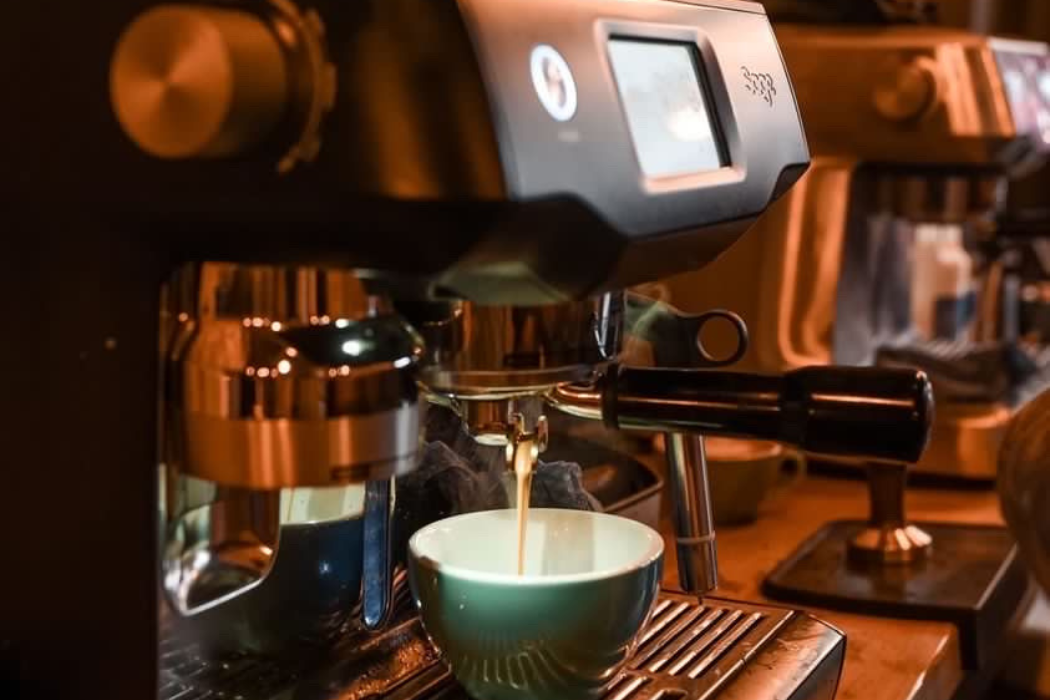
[110,5,289,158]
[873,58,938,123]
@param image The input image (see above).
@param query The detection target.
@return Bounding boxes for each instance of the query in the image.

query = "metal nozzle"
[664,433,718,596]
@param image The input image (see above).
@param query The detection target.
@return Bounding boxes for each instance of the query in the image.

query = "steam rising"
[393,405,600,565]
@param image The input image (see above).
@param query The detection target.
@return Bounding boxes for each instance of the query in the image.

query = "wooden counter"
[656,472,1010,700]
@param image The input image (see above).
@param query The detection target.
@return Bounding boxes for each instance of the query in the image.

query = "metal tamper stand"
[764,454,1031,672]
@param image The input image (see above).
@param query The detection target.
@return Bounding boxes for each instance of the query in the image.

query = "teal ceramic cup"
[408,509,664,700]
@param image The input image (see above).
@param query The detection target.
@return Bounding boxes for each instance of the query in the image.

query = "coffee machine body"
[0,0,831,698]
[668,25,1050,479]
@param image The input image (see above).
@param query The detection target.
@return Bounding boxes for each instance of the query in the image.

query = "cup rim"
[408,508,664,586]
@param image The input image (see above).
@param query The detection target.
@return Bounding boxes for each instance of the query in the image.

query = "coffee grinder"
[2,1,933,699]
[667,10,1046,675]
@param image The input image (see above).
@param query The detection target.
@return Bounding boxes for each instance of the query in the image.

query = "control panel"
[103,0,810,301]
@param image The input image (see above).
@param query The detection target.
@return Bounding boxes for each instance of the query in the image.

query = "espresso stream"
[514,452,535,576]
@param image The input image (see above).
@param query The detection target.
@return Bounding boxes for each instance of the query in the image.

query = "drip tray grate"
[160,593,844,700]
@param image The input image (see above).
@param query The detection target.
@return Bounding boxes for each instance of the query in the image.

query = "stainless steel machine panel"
[157,590,844,700]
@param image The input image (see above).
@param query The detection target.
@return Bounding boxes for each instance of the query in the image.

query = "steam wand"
[549,363,935,593]
[551,296,933,595]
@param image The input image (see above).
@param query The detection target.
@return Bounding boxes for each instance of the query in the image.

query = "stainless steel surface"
[547,381,603,421]
[416,295,623,397]
[158,574,427,700]
[166,261,392,322]
[110,5,289,158]
[547,298,743,597]
[419,293,620,478]
[164,263,424,488]
[163,487,282,615]
[362,478,395,630]
[158,592,844,700]
[848,524,935,566]
[457,395,547,446]
[161,263,422,632]
[848,463,933,566]
[176,408,422,487]
[110,0,335,171]
[665,433,719,596]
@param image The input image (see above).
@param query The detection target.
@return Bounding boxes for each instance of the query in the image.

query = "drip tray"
[160,593,845,700]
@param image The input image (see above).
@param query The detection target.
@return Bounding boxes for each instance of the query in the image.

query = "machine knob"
[110,5,290,158]
[873,58,938,122]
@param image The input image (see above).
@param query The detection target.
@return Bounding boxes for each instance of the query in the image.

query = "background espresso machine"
[1,1,934,699]
[666,4,1042,675]
[670,10,1050,481]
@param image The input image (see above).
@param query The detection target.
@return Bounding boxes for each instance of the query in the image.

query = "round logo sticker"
[530,45,577,122]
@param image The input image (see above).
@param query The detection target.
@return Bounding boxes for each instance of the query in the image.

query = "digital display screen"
[607,39,725,179]
[994,42,1050,149]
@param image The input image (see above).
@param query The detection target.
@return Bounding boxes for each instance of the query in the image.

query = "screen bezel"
[598,20,742,194]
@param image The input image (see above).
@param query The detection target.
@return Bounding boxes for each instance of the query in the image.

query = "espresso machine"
[979,207,1050,346]
[1,1,935,699]
[671,12,1050,481]
[666,5,1044,675]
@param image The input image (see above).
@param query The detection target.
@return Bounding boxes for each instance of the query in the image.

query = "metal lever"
[362,478,395,630]
[601,364,935,464]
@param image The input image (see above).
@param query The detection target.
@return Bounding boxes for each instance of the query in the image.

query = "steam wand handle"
[600,365,935,464]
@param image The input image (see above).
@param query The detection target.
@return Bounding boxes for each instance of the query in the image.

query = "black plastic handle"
[602,365,934,464]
